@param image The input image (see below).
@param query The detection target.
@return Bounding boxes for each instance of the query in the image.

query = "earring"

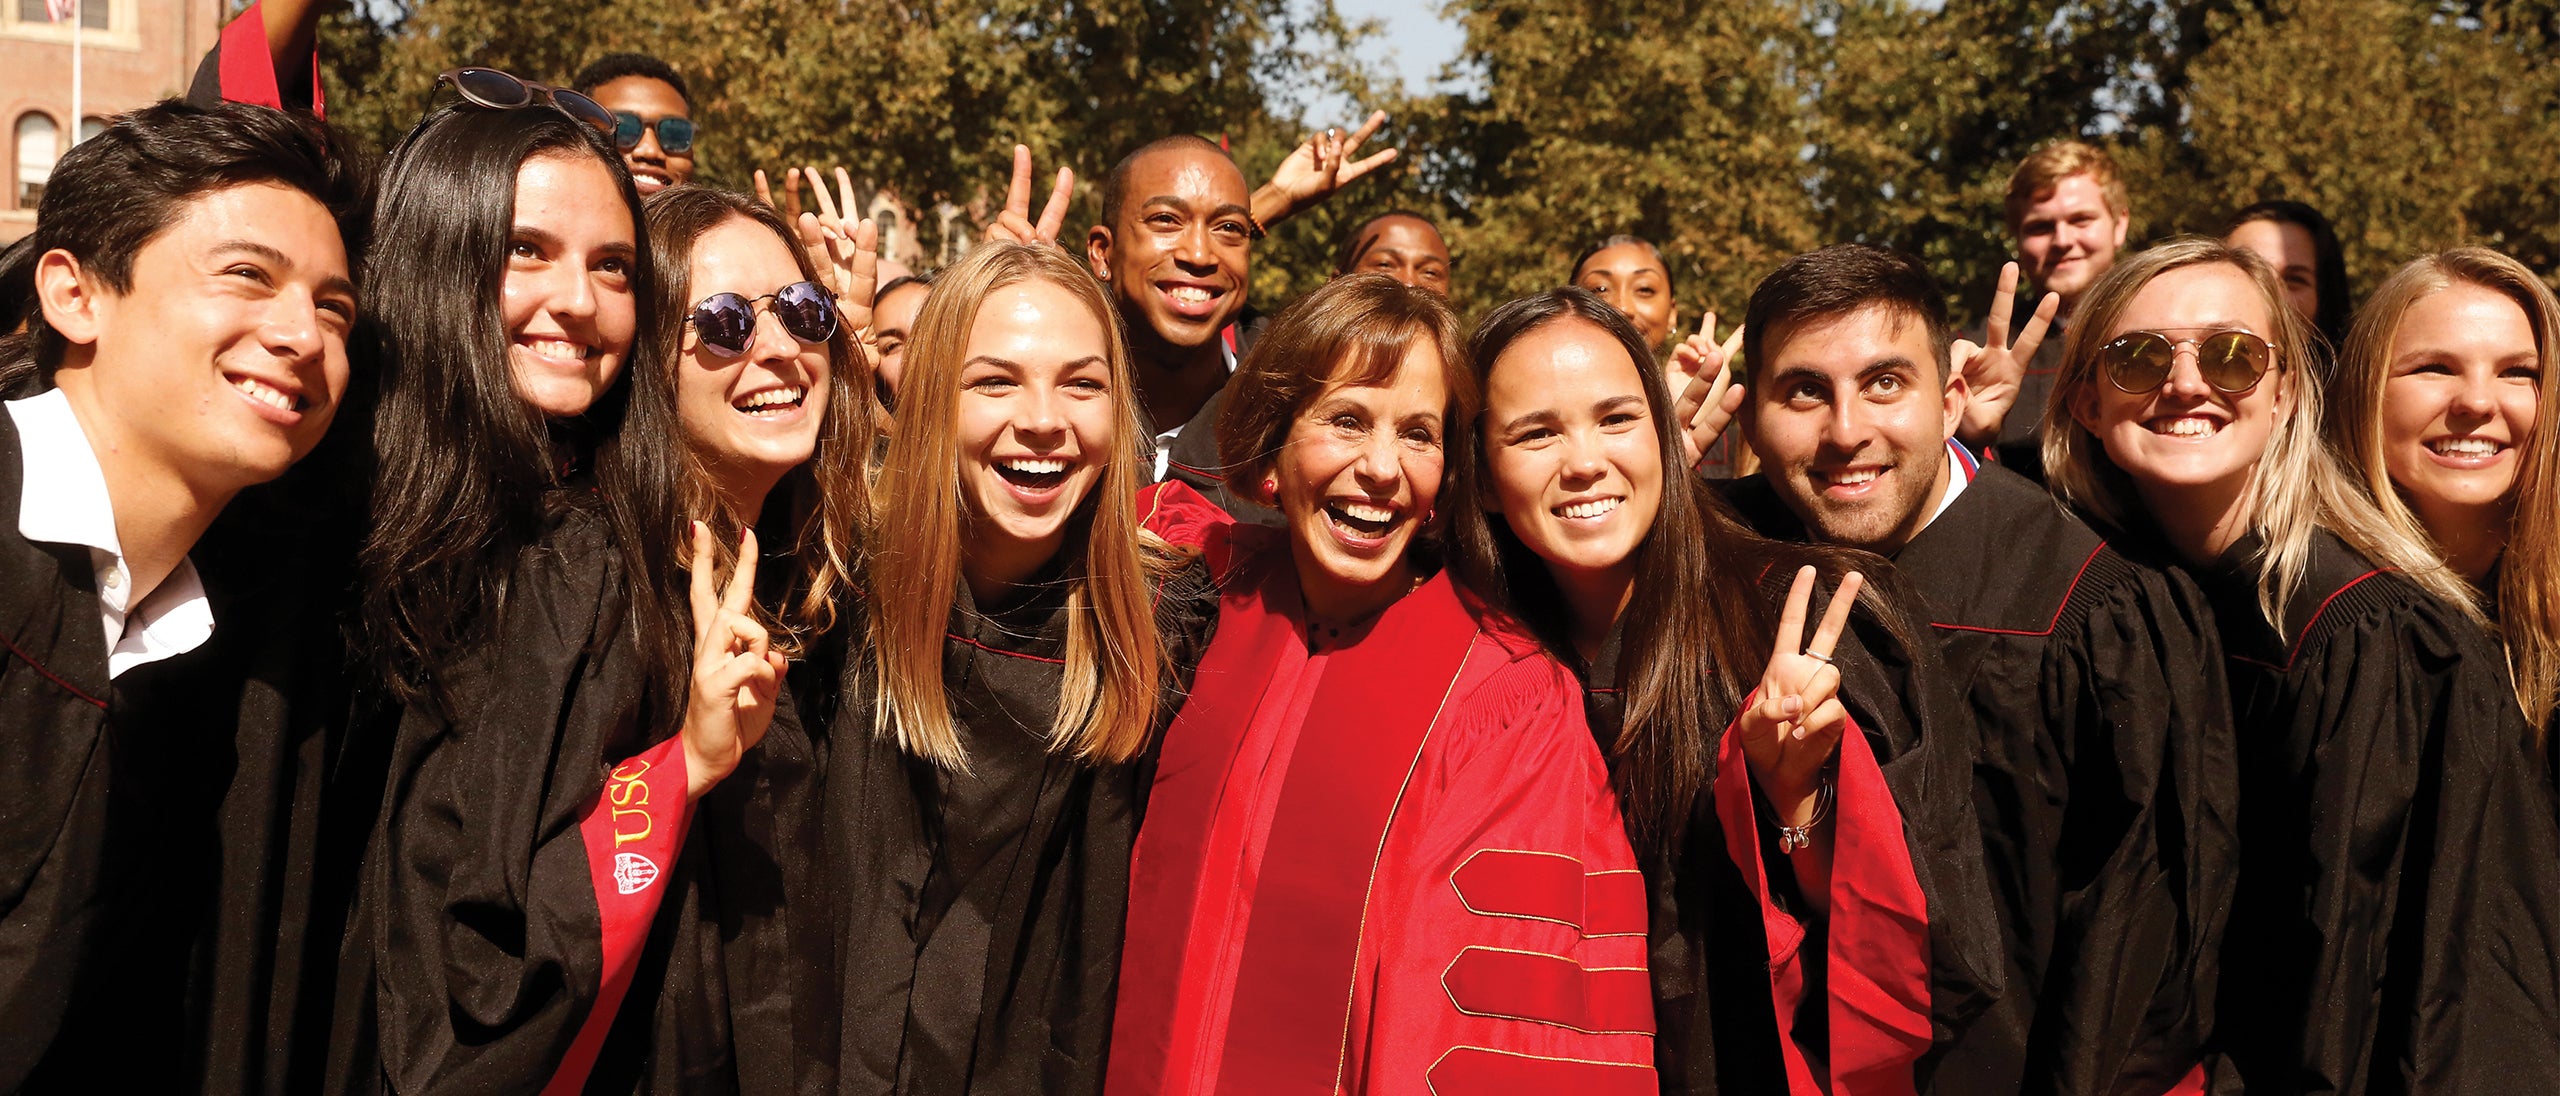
[1262,475,1278,498]
[1424,507,1436,524]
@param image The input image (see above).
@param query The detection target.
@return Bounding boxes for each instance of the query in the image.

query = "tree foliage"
[305,0,2559,321]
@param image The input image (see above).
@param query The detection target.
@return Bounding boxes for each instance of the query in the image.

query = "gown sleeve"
[2249,599,2560,1094]
[367,508,689,1093]
[1358,655,1659,1096]
[186,0,326,115]
[2031,565,2237,1093]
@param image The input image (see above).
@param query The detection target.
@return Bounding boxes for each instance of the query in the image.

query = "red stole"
[1111,538,1481,1096]
[1713,699,1933,1095]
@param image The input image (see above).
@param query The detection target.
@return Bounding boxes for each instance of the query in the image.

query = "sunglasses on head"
[2097,328,2277,395]
[427,67,617,138]
[686,282,840,358]
[613,112,696,155]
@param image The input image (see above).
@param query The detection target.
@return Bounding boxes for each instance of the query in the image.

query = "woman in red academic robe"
[1110,274,1865,1096]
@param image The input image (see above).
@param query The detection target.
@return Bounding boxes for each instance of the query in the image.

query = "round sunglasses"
[613,112,696,155]
[2097,329,2277,395]
[429,67,617,138]
[686,282,840,358]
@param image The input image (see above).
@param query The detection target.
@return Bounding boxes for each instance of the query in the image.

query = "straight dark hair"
[358,101,686,715]
[1742,244,1955,390]
[1454,288,1903,855]
[2225,199,2352,354]
[0,98,367,386]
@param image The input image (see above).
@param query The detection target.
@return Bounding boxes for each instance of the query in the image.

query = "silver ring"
[1803,649,1833,664]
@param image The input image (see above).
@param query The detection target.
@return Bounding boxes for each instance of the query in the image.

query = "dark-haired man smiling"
[0,99,364,1090]
[1725,244,2237,1096]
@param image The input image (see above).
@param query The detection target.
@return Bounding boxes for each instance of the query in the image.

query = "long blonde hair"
[865,242,1168,767]
[2040,237,2475,630]
[2333,248,2560,727]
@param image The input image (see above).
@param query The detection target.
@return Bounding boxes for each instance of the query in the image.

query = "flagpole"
[68,0,81,147]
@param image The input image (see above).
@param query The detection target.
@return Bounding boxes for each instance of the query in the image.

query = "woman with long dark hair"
[1453,288,1999,1094]
[335,87,784,1092]
[2044,237,2560,1092]
[2222,200,2351,355]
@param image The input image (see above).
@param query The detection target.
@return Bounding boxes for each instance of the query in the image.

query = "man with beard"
[1723,245,2236,1096]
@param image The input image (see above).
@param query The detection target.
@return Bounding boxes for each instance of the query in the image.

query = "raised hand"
[1739,566,1862,827]
[789,165,881,333]
[752,167,804,223]
[680,521,787,800]
[983,144,1075,247]
[1668,312,1747,470]
[1254,109,1399,227]
[1953,261,2060,449]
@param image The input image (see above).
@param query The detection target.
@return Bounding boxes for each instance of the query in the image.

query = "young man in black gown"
[0,99,365,1090]
[1722,245,2238,1094]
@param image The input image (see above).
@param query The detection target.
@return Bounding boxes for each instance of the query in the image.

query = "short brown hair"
[1217,272,1475,505]
[1741,244,1955,388]
[2005,139,2129,233]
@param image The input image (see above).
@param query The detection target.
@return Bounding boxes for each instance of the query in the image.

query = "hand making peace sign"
[1952,261,2061,449]
[983,144,1076,247]
[1257,110,1400,225]
[679,521,788,801]
[753,165,882,337]
[1739,566,1863,826]
[1668,311,1747,470]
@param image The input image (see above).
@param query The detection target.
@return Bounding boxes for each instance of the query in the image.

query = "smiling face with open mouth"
[1744,304,1963,554]
[51,181,355,495]
[676,215,831,510]
[1091,144,1251,356]
[501,151,638,419]
[2382,281,2542,523]
[1483,317,1663,588]
[1274,342,1450,621]
[2072,262,2288,532]
[954,278,1117,582]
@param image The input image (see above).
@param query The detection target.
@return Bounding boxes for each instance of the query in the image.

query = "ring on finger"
[1803,649,1833,664]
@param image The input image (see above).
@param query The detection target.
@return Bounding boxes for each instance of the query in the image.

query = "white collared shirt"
[1149,337,1242,481]
[7,389,215,678]
[1924,437,1977,529]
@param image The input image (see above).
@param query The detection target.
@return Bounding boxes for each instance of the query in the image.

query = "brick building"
[2,0,219,241]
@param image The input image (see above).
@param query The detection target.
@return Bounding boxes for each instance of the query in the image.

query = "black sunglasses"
[613,112,696,155]
[2097,329,2277,395]
[686,282,839,358]
[424,67,617,137]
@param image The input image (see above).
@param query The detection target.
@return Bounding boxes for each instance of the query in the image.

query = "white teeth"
[1831,468,1879,486]
[1167,286,1212,305]
[2433,437,2502,457]
[1555,497,1621,519]
[231,376,295,411]
[734,386,805,411]
[522,338,589,361]
[2158,417,2218,438]
[1002,458,1069,475]
[1339,501,1395,523]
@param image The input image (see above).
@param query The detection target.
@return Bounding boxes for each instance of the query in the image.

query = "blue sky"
[1333,0,1469,95]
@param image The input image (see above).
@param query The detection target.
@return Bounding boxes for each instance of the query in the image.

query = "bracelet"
[1246,211,1270,240]
[1767,776,1836,854]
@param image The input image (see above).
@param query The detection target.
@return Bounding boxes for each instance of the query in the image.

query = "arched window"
[15,112,58,209]
[79,116,105,145]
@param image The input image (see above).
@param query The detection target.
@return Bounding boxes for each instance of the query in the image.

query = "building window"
[15,0,108,29]
[78,116,104,145]
[16,112,57,208]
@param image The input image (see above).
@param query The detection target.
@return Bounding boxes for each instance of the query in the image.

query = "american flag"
[45,0,76,23]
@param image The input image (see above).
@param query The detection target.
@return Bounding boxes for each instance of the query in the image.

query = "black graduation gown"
[329,494,679,1094]
[1729,465,2241,1095]
[674,560,1219,1096]
[2199,530,2560,1095]
[0,404,365,1094]
[1581,560,2002,1094]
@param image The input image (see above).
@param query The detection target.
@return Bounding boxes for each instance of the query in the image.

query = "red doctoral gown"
[1107,484,1656,1096]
